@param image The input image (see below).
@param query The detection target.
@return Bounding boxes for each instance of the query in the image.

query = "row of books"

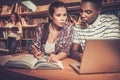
[1,1,119,15]
[22,28,36,38]
[0,5,13,15]
[0,3,48,15]
[103,9,120,21]
[0,3,32,15]
[0,26,37,39]
[102,0,120,4]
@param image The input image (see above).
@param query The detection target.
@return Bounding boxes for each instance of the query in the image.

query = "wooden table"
[0,58,120,80]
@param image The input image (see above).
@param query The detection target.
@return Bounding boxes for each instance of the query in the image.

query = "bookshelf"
[0,25,38,50]
[102,0,120,21]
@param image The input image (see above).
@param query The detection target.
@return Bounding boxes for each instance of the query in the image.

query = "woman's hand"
[70,15,81,25]
[31,45,44,60]
[47,53,59,62]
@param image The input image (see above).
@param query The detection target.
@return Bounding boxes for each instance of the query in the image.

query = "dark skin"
[70,43,83,62]
[70,1,101,61]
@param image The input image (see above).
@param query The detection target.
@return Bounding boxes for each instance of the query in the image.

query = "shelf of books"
[102,2,120,21]
[0,25,38,50]
[102,0,120,5]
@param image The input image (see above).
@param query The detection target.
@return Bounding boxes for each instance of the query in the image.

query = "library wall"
[0,0,80,51]
[102,0,120,21]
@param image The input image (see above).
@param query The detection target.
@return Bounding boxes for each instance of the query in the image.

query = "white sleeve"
[103,15,120,39]
[73,25,81,44]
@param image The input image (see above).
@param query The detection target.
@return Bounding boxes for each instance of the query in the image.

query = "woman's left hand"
[47,54,59,62]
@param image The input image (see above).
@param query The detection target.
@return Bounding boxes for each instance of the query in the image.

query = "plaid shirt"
[36,22,74,55]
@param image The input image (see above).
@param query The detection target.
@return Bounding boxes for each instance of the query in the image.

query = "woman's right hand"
[70,15,81,25]
[31,45,44,60]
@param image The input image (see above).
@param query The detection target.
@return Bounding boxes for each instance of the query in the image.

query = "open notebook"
[70,39,120,74]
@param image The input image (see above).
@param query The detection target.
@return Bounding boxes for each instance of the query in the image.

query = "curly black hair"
[81,0,102,10]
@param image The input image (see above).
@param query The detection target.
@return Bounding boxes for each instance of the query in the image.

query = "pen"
[33,44,39,49]
[27,40,39,50]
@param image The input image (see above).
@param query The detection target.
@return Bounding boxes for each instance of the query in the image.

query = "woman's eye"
[63,13,67,17]
[56,14,61,17]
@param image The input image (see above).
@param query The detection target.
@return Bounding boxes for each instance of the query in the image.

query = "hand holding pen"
[27,40,44,60]
[31,45,44,60]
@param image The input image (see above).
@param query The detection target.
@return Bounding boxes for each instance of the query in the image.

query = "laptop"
[70,39,120,74]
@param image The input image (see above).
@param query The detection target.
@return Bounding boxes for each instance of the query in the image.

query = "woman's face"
[50,7,67,28]
[10,14,16,21]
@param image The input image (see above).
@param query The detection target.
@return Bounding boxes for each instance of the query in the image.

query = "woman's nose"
[61,16,66,21]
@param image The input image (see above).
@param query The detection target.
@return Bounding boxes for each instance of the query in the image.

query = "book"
[11,27,19,31]
[1,54,64,70]
[0,48,9,52]
[0,55,12,66]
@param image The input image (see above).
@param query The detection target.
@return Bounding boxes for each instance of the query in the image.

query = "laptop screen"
[70,39,120,74]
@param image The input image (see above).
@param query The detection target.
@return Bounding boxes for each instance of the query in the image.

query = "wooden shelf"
[0,38,7,40]
[0,3,80,18]
[0,25,37,41]
[21,38,33,41]
[0,14,11,18]
[22,25,38,28]
[102,2,120,10]
[102,2,120,6]
[20,11,48,18]
[0,38,33,41]
[0,27,10,29]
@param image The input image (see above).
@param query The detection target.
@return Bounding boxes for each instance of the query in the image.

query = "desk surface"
[0,58,120,80]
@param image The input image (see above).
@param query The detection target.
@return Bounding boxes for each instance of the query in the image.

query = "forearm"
[70,50,82,62]
[17,22,22,35]
[57,52,68,60]
[17,28,22,35]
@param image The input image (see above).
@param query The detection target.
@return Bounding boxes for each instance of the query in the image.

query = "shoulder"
[73,24,81,31]
[16,22,22,26]
[5,22,12,27]
[64,22,74,30]
[99,14,119,21]
[38,23,49,30]
[17,21,21,24]
[65,22,74,27]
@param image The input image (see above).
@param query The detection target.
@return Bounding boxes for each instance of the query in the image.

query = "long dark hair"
[41,1,67,45]
[49,1,67,22]
[41,24,49,45]
[9,12,20,24]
